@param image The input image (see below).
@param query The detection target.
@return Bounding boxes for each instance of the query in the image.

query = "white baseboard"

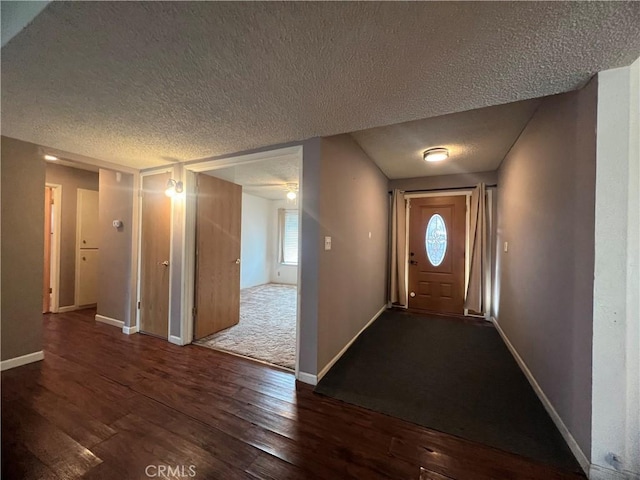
[297,371,317,385]
[122,325,138,335]
[57,305,80,313]
[1,351,44,371]
[491,317,590,475]
[589,464,639,480]
[317,304,387,382]
[168,335,183,346]
[95,314,124,328]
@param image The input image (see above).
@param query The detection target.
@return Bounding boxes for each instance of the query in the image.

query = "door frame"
[404,189,493,318]
[181,145,303,375]
[135,168,176,339]
[45,183,62,313]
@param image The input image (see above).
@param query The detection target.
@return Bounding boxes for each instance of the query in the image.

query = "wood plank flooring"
[1,309,586,480]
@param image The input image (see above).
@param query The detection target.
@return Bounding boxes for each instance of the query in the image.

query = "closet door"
[77,249,98,305]
[78,189,99,249]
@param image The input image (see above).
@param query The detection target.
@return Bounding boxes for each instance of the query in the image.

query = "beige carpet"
[195,283,296,370]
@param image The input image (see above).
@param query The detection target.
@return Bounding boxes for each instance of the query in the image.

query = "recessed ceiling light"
[423,148,449,163]
[44,154,59,161]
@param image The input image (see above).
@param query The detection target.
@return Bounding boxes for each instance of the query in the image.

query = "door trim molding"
[46,183,62,313]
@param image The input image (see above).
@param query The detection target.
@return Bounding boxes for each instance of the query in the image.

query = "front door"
[139,172,171,338]
[194,173,242,340]
[408,196,466,315]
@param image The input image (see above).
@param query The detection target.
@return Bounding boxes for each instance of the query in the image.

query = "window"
[279,209,299,265]
[425,213,447,267]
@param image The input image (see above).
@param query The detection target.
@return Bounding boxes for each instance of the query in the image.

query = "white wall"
[270,199,298,285]
[591,58,639,480]
[240,193,271,289]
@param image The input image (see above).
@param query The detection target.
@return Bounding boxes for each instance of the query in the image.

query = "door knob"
[235,259,241,264]
[160,260,169,266]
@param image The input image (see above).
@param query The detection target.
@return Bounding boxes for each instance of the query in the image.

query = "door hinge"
[49,287,52,294]
[192,307,197,319]
[137,301,141,309]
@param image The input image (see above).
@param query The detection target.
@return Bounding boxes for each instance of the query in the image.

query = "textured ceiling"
[204,155,299,201]
[1,2,639,170]
[351,98,542,179]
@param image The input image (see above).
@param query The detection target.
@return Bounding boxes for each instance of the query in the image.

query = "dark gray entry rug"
[315,310,582,473]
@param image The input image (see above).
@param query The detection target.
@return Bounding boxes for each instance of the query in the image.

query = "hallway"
[1,309,585,479]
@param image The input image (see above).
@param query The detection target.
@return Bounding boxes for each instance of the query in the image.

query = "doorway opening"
[43,160,100,314]
[184,146,302,372]
[43,184,61,313]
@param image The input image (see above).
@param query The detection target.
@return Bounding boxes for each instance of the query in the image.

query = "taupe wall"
[1,136,45,360]
[97,169,133,324]
[317,134,389,371]
[496,79,597,456]
[299,138,321,375]
[389,171,498,192]
[45,163,99,307]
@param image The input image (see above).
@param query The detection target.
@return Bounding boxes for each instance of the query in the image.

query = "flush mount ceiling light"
[44,154,59,161]
[423,148,449,163]
[285,183,298,200]
[165,178,184,197]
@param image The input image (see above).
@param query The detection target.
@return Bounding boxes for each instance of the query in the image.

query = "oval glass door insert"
[425,214,447,266]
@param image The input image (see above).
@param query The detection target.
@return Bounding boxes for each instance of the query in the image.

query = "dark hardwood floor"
[2,309,585,480]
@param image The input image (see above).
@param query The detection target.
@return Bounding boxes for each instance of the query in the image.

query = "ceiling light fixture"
[285,183,298,201]
[44,154,59,161]
[165,179,184,197]
[423,148,449,163]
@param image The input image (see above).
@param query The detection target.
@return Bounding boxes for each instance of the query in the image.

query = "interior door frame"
[45,183,62,313]
[135,168,176,339]
[404,189,493,318]
[181,145,303,375]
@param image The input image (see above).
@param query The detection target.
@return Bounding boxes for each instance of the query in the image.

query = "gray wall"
[1,136,45,360]
[496,79,597,457]
[97,169,133,324]
[389,171,498,192]
[299,138,321,375]
[317,134,389,371]
[45,163,99,307]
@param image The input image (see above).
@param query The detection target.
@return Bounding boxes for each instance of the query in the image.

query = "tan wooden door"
[408,196,466,315]
[139,172,172,338]
[194,173,242,340]
[43,187,53,313]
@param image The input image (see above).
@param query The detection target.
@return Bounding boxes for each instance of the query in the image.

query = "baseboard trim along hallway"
[1,351,44,371]
[491,316,590,474]
[317,304,388,383]
[95,314,124,329]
